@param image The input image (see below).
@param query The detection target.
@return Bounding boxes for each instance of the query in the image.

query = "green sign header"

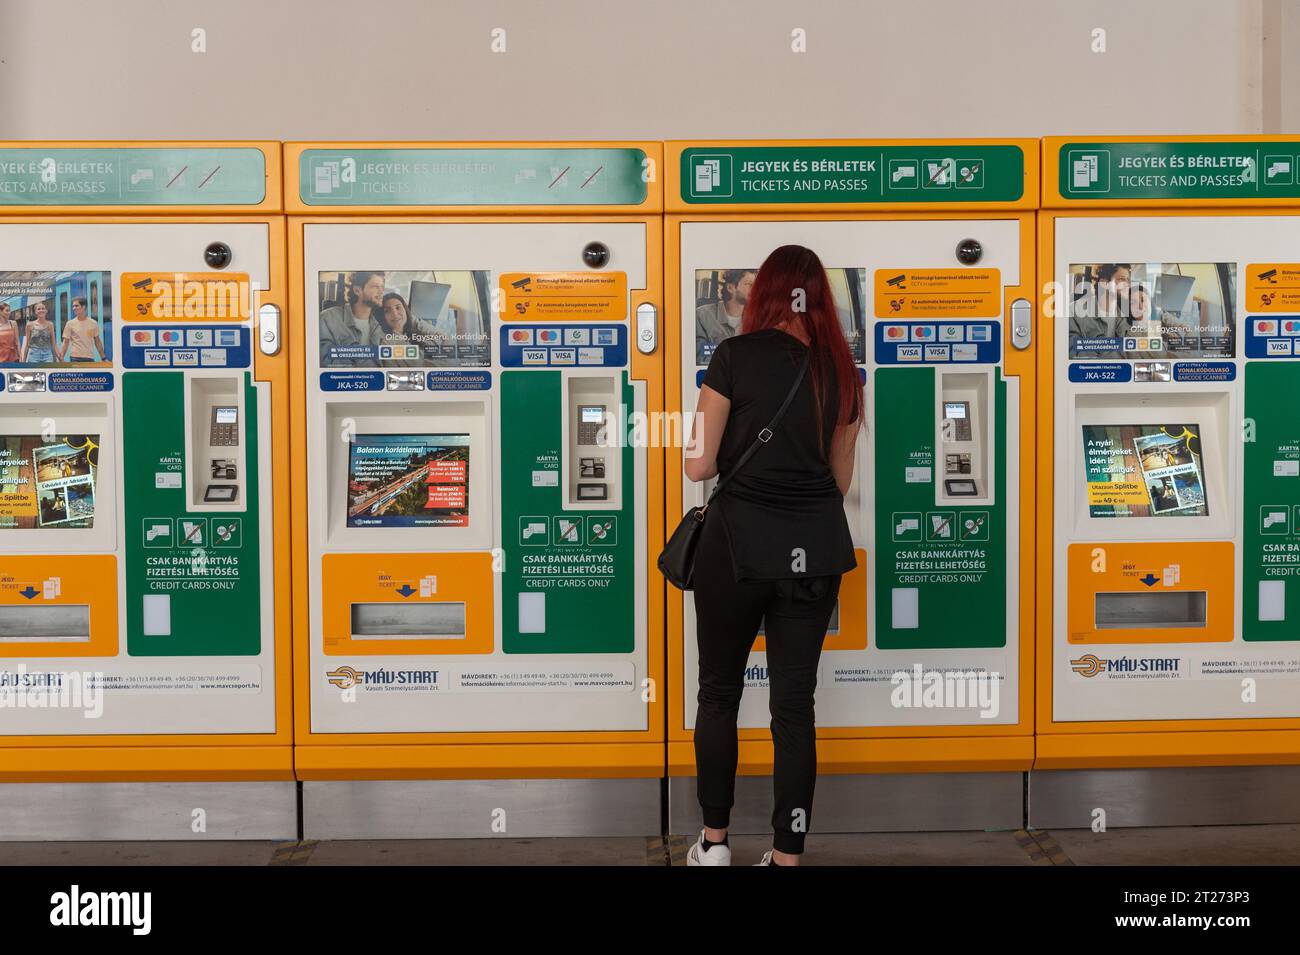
[679,145,1025,203]
[1058,141,1300,200]
[0,148,266,205]
[299,148,649,205]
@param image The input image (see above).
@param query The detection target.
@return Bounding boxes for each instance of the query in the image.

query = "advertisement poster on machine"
[317,269,492,368]
[0,270,113,367]
[1067,261,1237,369]
[0,434,99,528]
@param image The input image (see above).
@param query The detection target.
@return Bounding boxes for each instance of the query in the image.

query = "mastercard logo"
[883,325,908,339]
[132,331,152,343]
[510,330,531,342]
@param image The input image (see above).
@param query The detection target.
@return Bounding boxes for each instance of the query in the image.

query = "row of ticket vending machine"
[0,137,1298,840]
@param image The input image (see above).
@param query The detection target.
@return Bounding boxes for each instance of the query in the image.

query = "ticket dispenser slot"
[350,602,467,640]
[1095,591,1208,630]
[936,370,993,504]
[759,604,841,637]
[187,374,247,509]
[563,374,621,509]
[0,605,91,642]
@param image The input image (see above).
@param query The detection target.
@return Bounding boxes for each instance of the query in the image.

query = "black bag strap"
[701,351,809,513]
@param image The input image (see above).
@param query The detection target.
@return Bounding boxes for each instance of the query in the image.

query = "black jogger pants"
[691,513,840,855]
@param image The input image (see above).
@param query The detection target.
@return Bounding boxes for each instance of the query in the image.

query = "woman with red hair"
[684,245,862,867]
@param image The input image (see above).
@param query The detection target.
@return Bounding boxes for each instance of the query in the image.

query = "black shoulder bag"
[658,353,809,590]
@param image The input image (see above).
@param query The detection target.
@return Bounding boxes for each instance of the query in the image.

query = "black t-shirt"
[700,328,858,581]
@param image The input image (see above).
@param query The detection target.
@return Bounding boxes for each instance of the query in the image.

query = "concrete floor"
[2,824,1299,865]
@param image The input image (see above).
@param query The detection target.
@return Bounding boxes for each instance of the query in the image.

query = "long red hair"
[742,245,862,453]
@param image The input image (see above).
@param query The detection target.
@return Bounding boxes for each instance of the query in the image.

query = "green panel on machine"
[299,148,649,206]
[123,372,262,655]
[1243,361,1300,641]
[1058,141,1300,200]
[680,145,1025,203]
[501,370,635,653]
[0,148,267,205]
[873,366,1007,649]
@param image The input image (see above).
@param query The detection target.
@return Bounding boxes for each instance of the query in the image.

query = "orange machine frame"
[0,141,293,781]
[664,139,1039,777]
[284,142,666,780]
[1035,135,1300,769]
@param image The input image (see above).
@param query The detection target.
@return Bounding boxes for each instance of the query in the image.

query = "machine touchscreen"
[346,434,470,528]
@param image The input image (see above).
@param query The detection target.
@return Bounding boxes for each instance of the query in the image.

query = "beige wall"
[0,0,1292,139]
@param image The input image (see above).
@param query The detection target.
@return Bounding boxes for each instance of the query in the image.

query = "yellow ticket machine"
[0,142,294,839]
[1035,136,1300,827]
[665,140,1038,833]
[286,142,665,837]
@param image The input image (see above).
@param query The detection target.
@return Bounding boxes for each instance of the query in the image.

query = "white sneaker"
[686,829,732,866]
[753,850,774,866]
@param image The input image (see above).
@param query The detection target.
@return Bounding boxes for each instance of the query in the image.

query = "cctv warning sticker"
[1246,263,1300,312]
[874,268,1001,319]
[121,272,252,322]
[499,271,626,322]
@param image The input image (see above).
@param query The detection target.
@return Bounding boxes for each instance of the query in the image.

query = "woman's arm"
[684,384,730,483]
[829,420,859,496]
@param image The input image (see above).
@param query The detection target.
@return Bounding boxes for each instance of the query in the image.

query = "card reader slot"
[1094,591,1208,630]
[349,602,466,639]
[0,605,91,642]
[564,374,620,508]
